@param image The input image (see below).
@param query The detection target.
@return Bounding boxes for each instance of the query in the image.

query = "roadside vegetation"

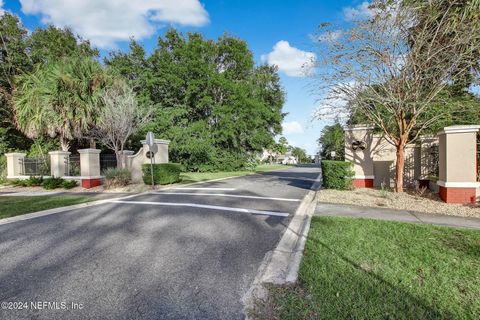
[314,0,480,192]
[0,195,94,219]
[0,12,291,175]
[253,216,480,320]
[180,164,289,184]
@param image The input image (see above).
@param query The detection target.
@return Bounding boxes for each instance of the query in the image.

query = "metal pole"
[150,153,154,189]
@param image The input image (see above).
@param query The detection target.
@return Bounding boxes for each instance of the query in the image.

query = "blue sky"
[2,0,369,155]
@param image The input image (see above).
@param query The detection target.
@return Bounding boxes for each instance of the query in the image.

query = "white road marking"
[152,192,301,202]
[109,200,290,217]
[173,187,236,191]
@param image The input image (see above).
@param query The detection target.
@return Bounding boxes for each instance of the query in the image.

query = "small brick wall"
[353,178,374,188]
[439,186,476,204]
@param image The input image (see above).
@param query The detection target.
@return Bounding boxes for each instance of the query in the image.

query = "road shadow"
[0,193,290,320]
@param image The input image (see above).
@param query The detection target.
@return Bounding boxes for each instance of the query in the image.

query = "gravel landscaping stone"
[318,188,480,218]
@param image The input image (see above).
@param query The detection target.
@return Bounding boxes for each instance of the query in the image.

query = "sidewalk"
[316,202,480,229]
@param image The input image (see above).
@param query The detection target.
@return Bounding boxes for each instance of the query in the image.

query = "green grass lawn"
[253,217,480,320]
[180,164,289,184]
[0,196,94,220]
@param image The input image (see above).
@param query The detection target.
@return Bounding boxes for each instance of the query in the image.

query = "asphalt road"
[0,165,320,320]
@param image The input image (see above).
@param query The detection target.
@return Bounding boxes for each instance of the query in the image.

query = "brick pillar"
[78,148,101,188]
[344,125,375,188]
[5,153,26,178]
[437,125,480,204]
[49,151,71,178]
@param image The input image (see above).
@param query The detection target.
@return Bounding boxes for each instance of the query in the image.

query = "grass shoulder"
[180,164,290,184]
[252,216,480,320]
[0,195,95,220]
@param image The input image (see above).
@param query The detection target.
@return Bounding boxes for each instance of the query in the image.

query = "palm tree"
[13,56,107,151]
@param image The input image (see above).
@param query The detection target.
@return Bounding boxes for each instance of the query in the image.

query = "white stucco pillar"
[120,150,135,169]
[49,151,71,178]
[78,148,102,188]
[437,125,480,203]
[78,148,101,177]
[140,139,170,164]
[344,124,375,187]
[5,153,26,179]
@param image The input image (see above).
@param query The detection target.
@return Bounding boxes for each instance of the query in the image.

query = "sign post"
[145,132,156,189]
[330,151,336,159]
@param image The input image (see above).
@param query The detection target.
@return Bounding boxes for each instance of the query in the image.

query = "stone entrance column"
[49,151,71,178]
[78,148,102,188]
[437,125,480,203]
[140,139,170,164]
[344,125,375,188]
[5,153,26,179]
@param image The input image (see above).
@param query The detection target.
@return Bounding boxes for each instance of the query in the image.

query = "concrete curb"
[243,167,322,317]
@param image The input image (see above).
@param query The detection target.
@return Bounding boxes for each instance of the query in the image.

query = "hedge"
[142,163,183,185]
[321,160,354,190]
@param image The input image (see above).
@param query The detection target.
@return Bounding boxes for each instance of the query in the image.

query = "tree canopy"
[106,30,285,171]
[313,0,480,191]
[318,123,345,161]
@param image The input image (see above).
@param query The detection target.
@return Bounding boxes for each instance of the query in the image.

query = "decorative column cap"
[140,139,170,145]
[5,152,26,157]
[78,148,101,154]
[48,151,72,155]
[343,124,375,132]
[437,125,480,136]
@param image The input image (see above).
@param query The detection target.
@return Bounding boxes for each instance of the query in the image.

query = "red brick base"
[81,178,102,189]
[353,178,374,188]
[439,186,476,204]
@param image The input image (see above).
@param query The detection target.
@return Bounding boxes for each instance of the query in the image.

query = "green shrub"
[142,163,182,185]
[61,180,78,189]
[243,157,258,171]
[42,177,64,190]
[0,155,6,184]
[9,179,28,187]
[103,167,132,188]
[24,176,44,186]
[321,160,354,190]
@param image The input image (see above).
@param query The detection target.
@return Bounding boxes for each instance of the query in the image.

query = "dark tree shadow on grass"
[298,236,456,319]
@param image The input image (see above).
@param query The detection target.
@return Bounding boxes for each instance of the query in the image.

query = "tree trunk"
[395,140,406,192]
[60,136,70,152]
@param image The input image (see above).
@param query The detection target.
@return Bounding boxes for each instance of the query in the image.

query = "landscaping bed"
[251,217,480,320]
[318,187,480,218]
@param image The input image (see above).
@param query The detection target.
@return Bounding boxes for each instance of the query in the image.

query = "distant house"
[257,149,297,164]
[277,152,298,165]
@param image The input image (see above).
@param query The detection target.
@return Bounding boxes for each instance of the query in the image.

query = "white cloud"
[282,121,304,135]
[261,41,316,77]
[343,1,374,21]
[309,30,343,43]
[19,0,209,48]
[0,0,4,15]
